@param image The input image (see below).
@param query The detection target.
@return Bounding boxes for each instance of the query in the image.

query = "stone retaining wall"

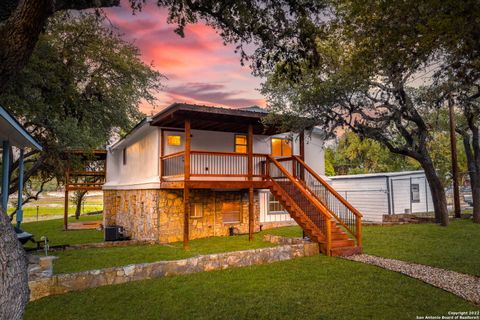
[29,241,319,301]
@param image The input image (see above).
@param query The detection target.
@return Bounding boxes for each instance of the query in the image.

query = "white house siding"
[104,126,160,189]
[329,171,435,222]
[329,177,389,223]
[259,190,295,224]
[389,174,434,214]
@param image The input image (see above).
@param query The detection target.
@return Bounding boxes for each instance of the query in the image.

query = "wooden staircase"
[265,156,362,257]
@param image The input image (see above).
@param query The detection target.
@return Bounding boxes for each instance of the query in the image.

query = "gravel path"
[344,254,480,305]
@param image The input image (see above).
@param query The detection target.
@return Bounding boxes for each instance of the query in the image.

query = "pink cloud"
[103,2,265,114]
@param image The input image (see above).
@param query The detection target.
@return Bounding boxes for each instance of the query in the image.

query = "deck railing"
[160,150,268,179]
[291,156,362,247]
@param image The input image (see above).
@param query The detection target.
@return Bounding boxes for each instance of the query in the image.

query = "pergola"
[62,149,107,230]
[0,106,42,227]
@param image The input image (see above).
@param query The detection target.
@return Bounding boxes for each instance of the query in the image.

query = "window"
[167,135,181,146]
[271,138,292,157]
[190,203,204,218]
[234,134,247,153]
[122,148,127,165]
[268,193,285,213]
[411,183,420,203]
[222,195,242,224]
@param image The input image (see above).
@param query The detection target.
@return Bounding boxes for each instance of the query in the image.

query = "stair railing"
[266,155,333,253]
[292,156,363,248]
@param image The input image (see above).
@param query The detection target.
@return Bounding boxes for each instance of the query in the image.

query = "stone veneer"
[29,241,319,301]
[104,189,260,243]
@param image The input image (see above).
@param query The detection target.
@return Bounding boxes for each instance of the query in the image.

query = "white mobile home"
[329,171,434,222]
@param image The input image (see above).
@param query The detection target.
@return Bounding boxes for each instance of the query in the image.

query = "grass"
[22,216,480,276]
[52,234,276,274]
[362,219,480,276]
[25,255,477,320]
[257,221,480,276]
[9,202,103,219]
[21,214,104,248]
[21,215,276,274]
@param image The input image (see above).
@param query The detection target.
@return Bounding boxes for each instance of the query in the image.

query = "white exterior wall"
[330,172,435,222]
[329,177,389,223]
[106,125,325,223]
[104,126,160,189]
[390,174,434,214]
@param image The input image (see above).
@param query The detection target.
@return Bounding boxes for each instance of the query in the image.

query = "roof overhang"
[150,103,281,135]
[0,106,42,150]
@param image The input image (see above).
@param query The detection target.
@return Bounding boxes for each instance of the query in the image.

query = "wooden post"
[356,216,362,248]
[160,128,164,180]
[248,187,254,241]
[449,100,461,219]
[183,187,190,250]
[326,218,332,256]
[247,124,254,241]
[64,165,70,231]
[299,131,305,181]
[183,119,191,249]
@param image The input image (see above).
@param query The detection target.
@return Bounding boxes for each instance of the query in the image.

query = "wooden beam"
[186,180,272,189]
[299,131,305,181]
[160,128,164,180]
[183,186,190,250]
[183,119,191,251]
[248,186,254,241]
[64,169,69,231]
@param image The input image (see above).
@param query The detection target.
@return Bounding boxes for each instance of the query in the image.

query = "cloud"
[163,82,265,108]
[103,3,266,113]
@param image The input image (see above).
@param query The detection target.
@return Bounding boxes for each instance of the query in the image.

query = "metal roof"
[0,106,42,150]
[329,170,425,180]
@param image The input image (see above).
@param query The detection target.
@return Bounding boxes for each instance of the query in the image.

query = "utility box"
[104,225,128,241]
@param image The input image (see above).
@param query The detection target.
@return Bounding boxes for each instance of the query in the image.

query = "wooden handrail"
[267,155,333,220]
[161,151,185,160]
[293,156,363,218]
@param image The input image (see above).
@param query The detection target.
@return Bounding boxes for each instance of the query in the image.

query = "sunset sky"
[104,2,266,115]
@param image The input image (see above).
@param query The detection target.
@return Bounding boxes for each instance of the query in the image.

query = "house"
[103,103,363,256]
[329,170,434,222]
[0,105,43,227]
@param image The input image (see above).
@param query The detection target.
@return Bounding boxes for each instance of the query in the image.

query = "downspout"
[386,176,392,215]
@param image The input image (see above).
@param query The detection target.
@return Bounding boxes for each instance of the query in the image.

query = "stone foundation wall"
[104,189,260,243]
[260,220,297,231]
[29,242,319,301]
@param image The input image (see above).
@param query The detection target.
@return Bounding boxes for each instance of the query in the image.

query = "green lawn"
[9,202,103,219]
[52,235,276,274]
[22,217,480,276]
[260,220,480,276]
[362,220,480,276]
[21,214,104,248]
[25,255,477,320]
[21,215,276,274]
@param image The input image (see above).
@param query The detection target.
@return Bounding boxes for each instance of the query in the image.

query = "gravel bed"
[344,254,480,305]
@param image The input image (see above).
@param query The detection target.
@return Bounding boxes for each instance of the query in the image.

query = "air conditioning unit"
[104,225,128,241]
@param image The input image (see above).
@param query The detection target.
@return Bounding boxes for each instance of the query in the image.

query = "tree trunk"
[74,190,87,219]
[460,130,480,223]
[419,156,449,226]
[470,123,480,223]
[0,207,29,320]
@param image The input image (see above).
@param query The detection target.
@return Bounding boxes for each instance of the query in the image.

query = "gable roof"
[0,106,42,150]
[150,103,279,134]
